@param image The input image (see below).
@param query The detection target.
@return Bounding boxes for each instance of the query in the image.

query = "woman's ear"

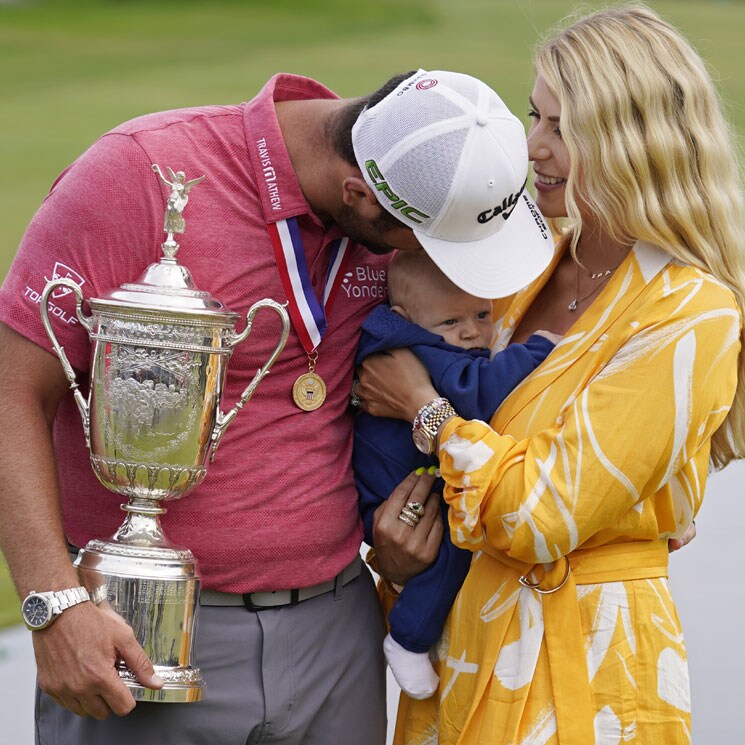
[342,175,380,217]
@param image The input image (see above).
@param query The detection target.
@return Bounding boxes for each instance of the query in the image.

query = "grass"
[2,0,744,279]
[0,558,20,628]
[1,0,744,628]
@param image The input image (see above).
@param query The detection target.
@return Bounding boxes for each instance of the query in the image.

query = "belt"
[520,540,669,745]
[200,555,363,611]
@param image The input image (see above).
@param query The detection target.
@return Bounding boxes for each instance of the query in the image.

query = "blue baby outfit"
[354,304,554,652]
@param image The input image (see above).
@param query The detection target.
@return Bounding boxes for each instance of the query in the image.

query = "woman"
[360,5,745,743]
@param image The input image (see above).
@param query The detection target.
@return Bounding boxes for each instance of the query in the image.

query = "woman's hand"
[668,521,697,552]
[356,348,439,421]
[372,470,444,585]
[535,329,563,345]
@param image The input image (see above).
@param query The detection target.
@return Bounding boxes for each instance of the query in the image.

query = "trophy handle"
[210,299,290,459]
[40,278,94,446]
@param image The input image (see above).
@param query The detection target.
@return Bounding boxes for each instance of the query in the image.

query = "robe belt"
[519,540,669,744]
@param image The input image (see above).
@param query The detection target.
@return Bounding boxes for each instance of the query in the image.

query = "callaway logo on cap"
[352,69,553,299]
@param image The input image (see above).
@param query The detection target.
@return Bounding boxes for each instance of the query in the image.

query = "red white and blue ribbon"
[268,217,350,354]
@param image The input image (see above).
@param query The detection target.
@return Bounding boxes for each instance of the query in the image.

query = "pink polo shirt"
[0,74,391,592]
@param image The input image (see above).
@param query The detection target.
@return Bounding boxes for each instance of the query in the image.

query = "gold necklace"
[567,263,614,312]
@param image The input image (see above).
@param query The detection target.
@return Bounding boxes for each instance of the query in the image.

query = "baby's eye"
[442,319,458,326]
[477,312,490,320]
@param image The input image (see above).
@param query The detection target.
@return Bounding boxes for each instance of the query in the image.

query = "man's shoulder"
[108,104,245,139]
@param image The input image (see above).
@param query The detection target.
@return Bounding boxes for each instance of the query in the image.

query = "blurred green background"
[1,0,744,627]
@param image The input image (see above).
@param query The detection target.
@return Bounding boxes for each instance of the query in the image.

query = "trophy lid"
[92,255,235,317]
[89,164,237,323]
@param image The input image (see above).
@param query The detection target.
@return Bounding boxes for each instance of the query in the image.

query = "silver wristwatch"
[21,586,91,630]
[412,398,457,455]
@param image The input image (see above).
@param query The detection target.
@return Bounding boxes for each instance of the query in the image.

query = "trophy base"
[75,536,204,704]
[120,666,205,703]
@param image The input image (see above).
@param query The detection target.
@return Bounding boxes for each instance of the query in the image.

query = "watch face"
[22,594,52,629]
[413,428,433,455]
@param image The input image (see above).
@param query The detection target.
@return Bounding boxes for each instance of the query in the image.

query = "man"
[0,69,552,744]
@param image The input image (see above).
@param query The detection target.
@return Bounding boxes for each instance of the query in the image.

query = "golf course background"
[0,0,743,629]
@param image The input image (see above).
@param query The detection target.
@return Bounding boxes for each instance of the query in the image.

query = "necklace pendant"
[590,269,613,280]
[568,298,578,312]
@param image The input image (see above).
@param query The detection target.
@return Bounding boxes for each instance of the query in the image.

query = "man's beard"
[333,203,408,255]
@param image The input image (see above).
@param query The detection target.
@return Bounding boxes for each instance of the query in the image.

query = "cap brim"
[414,192,554,299]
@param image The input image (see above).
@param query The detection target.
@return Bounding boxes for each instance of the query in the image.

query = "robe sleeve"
[438,287,741,564]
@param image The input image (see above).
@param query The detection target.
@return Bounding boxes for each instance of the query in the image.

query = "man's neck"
[276,98,349,224]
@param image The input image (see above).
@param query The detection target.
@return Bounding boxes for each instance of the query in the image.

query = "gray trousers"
[36,564,387,745]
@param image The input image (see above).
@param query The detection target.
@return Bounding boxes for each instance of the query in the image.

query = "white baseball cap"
[352,69,553,299]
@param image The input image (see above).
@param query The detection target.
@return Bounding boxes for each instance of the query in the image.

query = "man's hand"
[32,601,162,719]
[372,470,444,585]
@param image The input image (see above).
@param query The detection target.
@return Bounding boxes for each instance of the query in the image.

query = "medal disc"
[292,372,327,411]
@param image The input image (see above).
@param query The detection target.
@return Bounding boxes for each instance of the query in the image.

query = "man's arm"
[0,323,161,719]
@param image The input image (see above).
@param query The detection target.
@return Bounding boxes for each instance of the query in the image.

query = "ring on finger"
[400,506,421,523]
[350,379,362,408]
[406,501,424,517]
[397,513,417,528]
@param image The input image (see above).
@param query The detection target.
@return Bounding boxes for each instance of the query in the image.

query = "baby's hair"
[388,252,463,310]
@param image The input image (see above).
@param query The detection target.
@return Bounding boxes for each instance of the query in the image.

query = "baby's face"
[404,283,494,350]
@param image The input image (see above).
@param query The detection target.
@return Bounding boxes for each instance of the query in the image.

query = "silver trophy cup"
[40,165,289,702]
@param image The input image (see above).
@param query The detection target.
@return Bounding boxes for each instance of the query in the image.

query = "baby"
[354,251,558,699]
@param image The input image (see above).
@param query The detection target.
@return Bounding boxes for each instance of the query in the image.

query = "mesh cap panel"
[354,96,464,170]
[385,128,469,218]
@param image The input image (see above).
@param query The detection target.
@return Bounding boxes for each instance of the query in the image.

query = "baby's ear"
[390,304,410,321]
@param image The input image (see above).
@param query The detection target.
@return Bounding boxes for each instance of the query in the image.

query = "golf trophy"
[40,164,289,702]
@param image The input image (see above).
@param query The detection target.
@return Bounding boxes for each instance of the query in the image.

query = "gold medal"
[293,371,326,411]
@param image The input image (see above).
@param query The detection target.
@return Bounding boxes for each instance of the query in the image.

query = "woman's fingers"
[668,520,697,553]
[386,469,437,512]
[372,470,443,584]
[357,349,439,420]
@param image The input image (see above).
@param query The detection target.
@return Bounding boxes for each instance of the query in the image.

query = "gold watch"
[412,398,457,455]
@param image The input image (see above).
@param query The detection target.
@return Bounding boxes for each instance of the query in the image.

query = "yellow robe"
[394,241,741,745]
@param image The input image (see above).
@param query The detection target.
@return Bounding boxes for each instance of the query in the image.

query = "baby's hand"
[536,330,563,345]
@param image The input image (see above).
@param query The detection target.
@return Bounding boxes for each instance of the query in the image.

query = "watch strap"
[412,397,458,454]
[48,586,90,614]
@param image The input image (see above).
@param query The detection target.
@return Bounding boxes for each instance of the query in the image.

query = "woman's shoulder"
[649,259,739,314]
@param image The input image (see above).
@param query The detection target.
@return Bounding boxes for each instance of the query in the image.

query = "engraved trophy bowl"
[39,165,289,702]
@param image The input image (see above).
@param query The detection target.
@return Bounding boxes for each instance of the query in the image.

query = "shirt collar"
[244,74,339,226]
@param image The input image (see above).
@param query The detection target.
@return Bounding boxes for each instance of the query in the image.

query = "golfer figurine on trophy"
[37,164,289,702]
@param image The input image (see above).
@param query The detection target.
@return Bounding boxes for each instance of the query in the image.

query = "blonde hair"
[534,3,745,468]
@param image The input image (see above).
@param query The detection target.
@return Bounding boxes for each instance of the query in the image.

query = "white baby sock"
[383,633,439,700]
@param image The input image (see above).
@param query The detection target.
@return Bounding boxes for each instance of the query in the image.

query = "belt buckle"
[518,556,571,595]
[242,588,300,612]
